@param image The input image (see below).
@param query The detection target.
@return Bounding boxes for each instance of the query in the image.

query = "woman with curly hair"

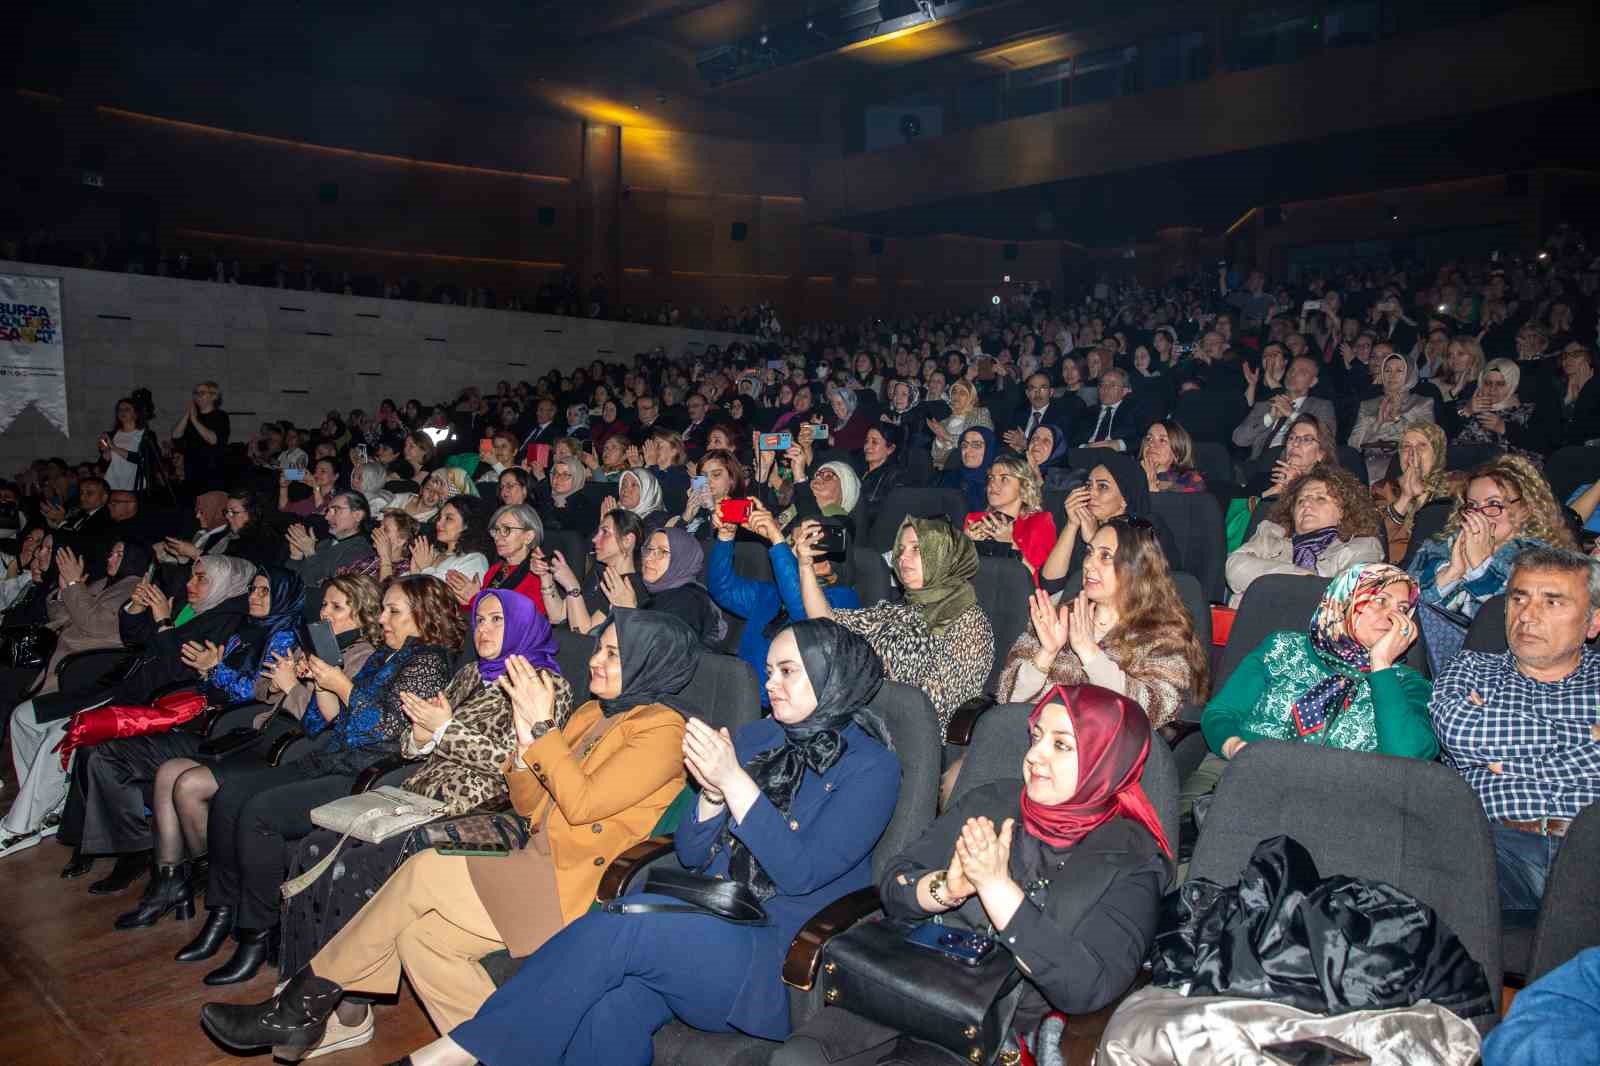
[997,515,1208,729]
[1370,423,1466,563]
[1407,454,1577,672]
[192,575,464,985]
[1226,463,1384,605]
[963,454,1058,574]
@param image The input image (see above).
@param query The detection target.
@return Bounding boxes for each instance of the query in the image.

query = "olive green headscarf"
[895,516,978,636]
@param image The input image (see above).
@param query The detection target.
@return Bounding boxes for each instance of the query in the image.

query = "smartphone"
[766,358,787,371]
[436,843,511,858]
[904,923,994,966]
[758,432,792,452]
[718,498,753,524]
[814,519,848,559]
[1302,300,1322,312]
[690,474,709,494]
[527,443,551,468]
[305,620,342,667]
[282,467,306,481]
[479,437,495,457]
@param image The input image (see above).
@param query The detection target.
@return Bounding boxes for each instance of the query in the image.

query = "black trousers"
[206,759,357,931]
[75,732,207,854]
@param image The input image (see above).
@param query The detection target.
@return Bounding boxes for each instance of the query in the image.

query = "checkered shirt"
[1429,648,1600,822]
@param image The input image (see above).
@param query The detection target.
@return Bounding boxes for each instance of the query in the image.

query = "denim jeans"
[1492,824,1564,925]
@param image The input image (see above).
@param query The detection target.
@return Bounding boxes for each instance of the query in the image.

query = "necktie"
[1025,410,1041,439]
[1091,405,1112,443]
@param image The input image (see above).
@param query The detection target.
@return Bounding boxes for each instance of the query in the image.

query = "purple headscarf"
[473,589,560,682]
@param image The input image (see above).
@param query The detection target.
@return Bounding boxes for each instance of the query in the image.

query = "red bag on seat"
[53,690,209,768]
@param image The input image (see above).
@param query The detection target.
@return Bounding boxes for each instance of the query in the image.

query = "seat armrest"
[944,695,996,746]
[595,837,675,903]
[782,887,881,991]
[267,728,306,766]
[1156,720,1204,749]
[352,755,416,794]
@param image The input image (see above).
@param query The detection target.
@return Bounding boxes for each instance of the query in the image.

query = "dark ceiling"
[837,90,1600,246]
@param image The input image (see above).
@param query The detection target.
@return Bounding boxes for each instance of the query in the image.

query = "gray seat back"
[1190,740,1503,1006]
[1523,800,1600,983]
[864,487,968,551]
[864,680,943,882]
[1217,574,1330,690]
[1150,491,1227,603]
[975,556,1034,692]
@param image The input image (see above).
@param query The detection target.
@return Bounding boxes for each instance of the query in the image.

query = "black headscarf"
[1090,452,1152,520]
[722,619,889,901]
[594,607,700,718]
[234,566,306,678]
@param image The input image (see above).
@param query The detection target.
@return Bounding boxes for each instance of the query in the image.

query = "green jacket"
[1201,631,1438,759]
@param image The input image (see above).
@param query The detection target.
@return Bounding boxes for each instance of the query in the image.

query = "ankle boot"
[188,855,210,896]
[88,850,151,895]
[114,861,195,929]
[199,966,342,1052]
[176,905,235,962]
[59,848,94,879]
[203,926,277,986]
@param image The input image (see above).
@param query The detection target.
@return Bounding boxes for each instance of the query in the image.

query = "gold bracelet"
[928,869,965,909]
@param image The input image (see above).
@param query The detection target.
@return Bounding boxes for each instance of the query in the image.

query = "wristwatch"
[528,719,555,741]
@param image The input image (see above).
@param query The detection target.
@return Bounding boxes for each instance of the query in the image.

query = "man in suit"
[1232,355,1337,460]
[680,392,713,459]
[1000,373,1081,453]
[519,397,562,450]
[1072,368,1149,452]
[44,477,115,538]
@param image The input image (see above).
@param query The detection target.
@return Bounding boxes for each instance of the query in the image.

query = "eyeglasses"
[642,546,671,559]
[1465,497,1521,517]
[224,507,247,517]
[1285,435,1320,447]
[813,469,838,481]
[490,524,531,537]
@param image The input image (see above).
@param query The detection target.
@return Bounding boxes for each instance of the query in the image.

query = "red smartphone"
[479,437,495,458]
[526,443,551,467]
[718,498,753,524]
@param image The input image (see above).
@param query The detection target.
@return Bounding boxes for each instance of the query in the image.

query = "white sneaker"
[0,832,45,859]
[273,1004,374,1062]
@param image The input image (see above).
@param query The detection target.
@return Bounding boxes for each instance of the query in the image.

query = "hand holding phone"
[718,498,753,525]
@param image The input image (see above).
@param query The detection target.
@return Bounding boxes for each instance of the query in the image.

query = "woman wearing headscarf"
[939,426,999,514]
[1023,422,1070,482]
[612,467,666,530]
[77,567,305,926]
[609,526,726,647]
[797,516,994,736]
[277,591,575,987]
[825,382,873,452]
[202,609,697,1051]
[535,454,599,536]
[1370,422,1466,563]
[813,683,1171,1057]
[778,453,861,532]
[259,619,900,1066]
[1452,357,1548,457]
[928,379,993,471]
[1041,453,1181,591]
[0,539,152,859]
[1348,351,1435,482]
[48,554,257,885]
[1185,562,1435,810]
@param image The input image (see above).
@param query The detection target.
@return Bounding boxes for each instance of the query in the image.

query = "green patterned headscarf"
[896,516,978,636]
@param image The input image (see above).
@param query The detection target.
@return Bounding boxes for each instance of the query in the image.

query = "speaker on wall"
[731,221,749,241]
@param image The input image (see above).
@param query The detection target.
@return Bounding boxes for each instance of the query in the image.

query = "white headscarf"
[190,555,255,615]
[1478,358,1522,410]
[621,468,664,519]
[817,460,861,515]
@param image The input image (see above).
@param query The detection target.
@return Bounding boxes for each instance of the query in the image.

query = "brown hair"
[405,430,438,470]
[1157,419,1197,471]
[324,574,386,648]
[381,509,421,543]
[1269,462,1380,540]
[389,574,467,652]
[1100,516,1211,700]
[699,448,748,497]
[1441,454,1577,551]
[648,428,688,467]
[1284,412,1337,465]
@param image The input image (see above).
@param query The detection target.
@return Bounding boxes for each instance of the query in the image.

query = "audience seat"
[1463,595,1508,653]
[1149,492,1227,603]
[555,628,597,705]
[1189,740,1503,1019]
[847,547,893,609]
[1215,575,1330,690]
[1400,498,1453,569]
[1502,801,1600,987]
[542,529,588,579]
[1191,441,1237,494]
[863,488,967,551]
[1544,445,1600,505]
[974,556,1034,692]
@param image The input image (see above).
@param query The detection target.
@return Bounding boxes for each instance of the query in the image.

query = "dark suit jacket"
[1003,399,1084,445]
[1070,397,1151,452]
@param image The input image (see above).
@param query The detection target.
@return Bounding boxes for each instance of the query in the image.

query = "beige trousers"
[310,847,506,1033]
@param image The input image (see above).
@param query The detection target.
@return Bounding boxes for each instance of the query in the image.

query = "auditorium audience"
[963,455,1057,573]
[1232,354,1334,461]
[939,426,999,514]
[1139,420,1206,494]
[1348,351,1435,481]
[1226,463,1383,604]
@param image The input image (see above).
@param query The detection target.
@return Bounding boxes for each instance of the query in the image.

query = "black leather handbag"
[0,625,57,670]
[602,867,769,925]
[817,916,1024,1066]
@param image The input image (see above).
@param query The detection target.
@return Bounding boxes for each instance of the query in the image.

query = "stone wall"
[0,261,753,475]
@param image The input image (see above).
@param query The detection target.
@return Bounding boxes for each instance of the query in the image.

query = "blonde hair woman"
[927,378,993,470]
[963,455,1057,573]
[1436,335,1485,405]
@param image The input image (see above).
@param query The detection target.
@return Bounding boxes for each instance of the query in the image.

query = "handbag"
[281,786,447,900]
[601,867,768,925]
[0,625,57,670]
[817,916,1024,1066]
[411,810,531,853]
[52,689,209,768]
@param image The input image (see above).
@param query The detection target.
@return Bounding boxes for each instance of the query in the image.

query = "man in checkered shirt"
[1430,545,1600,923]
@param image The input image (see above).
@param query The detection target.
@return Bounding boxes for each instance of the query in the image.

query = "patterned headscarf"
[896,516,978,636]
[1292,563,1419,737]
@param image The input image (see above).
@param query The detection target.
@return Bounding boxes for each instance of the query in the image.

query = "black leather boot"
[113,861,194,929]
[188,855,209,896]
[199,966,342,1052]
[176,905,235,962]
[59,848,94,879]
[88,850,151,895]
[203,926,277,986]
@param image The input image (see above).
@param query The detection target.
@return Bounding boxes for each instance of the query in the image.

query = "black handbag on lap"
[0,625,57,670]
[817,916,1024,1066]
[412,810,531,852]
[602,867,769,925]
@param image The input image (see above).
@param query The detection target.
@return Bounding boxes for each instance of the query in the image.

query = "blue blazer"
[669,719,899,1039]
[707,538,860,689]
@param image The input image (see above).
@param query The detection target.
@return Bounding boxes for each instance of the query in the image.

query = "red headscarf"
[1019,684,1172,858]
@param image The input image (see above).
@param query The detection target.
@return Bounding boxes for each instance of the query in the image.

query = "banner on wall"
[0,274,69,436]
